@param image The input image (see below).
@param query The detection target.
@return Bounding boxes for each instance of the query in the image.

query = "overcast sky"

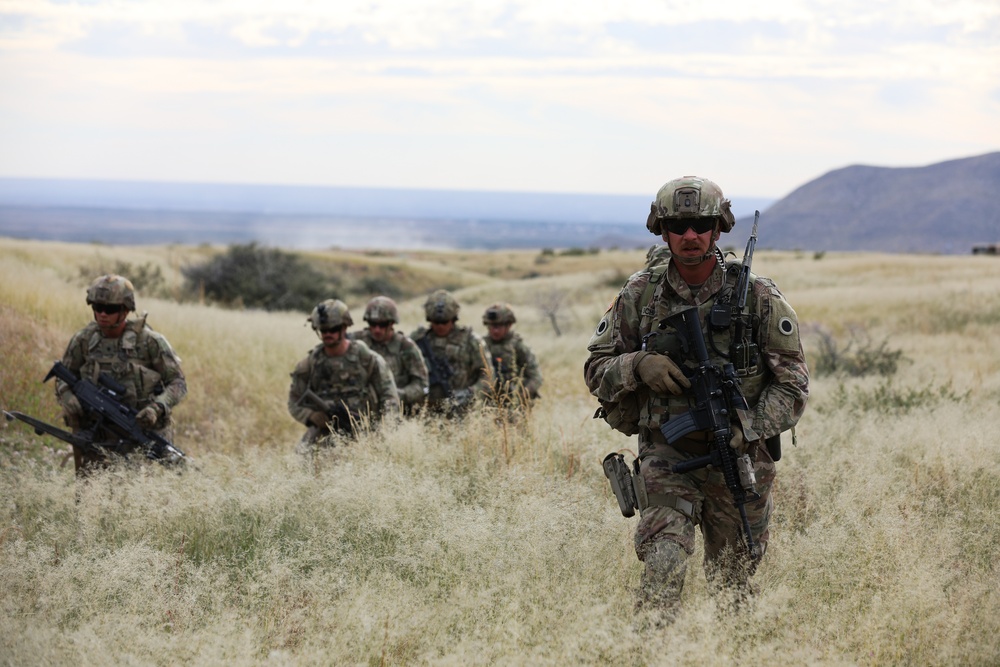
[1,0,998,200]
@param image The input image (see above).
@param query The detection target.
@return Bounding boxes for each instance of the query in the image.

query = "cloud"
[0,0,998,197]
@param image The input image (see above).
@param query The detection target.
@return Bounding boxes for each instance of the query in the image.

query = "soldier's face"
[663,221,719,261]
[430,320,454,337]
[319,325,346,349]
[367,321,394,343]
[92,304,128,336]
[487,323,510,342]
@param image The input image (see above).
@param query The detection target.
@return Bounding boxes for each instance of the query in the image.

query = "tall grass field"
[1,237,999,665]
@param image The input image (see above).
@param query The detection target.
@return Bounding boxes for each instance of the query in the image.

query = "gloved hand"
[729,423,749,455]
[308,411,329,429]
[635,353,690,395]
[136,404,161,429]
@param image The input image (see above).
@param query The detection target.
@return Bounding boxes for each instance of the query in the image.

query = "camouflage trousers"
[633,427,776,606]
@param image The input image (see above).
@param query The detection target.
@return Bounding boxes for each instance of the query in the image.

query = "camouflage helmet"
[646,176,736,235]
[363,296,399,324]
[482,302,516,326]
[308,299,353,330]
[86,274,136,312]
[424,290,460,323]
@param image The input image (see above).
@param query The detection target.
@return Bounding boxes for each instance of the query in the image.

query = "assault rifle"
[660,307,761,559]
[298,389,358,436]
[4,360,186,464]
[708,210,781,461]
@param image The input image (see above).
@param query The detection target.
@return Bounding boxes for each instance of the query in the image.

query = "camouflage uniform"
[288,339,399,443]
[411,290,489,414]
[351,329,428,414]
[585,176,809,610]
[484,332,543,401]
[57,275,187,472]
[410,325,490,412]
[481,303,543,405]
[644,243,672,268]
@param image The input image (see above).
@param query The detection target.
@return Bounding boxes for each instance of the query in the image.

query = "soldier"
[288,299,399,445]
[56,274,187,474]
[350,296,429,415]
[410,290,490,415]
[481,302,543,407]
[584,176,809,614]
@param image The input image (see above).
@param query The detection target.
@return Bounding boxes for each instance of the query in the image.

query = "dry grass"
[2,237,999,665]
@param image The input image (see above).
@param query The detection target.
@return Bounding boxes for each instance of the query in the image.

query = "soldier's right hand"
[307,411,329,429]
[635,353,690,395]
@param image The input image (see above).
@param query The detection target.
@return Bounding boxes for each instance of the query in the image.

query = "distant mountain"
[744,152,1000,254]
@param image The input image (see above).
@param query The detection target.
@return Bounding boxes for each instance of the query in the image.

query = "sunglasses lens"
[665,219,716,235]
[370,322,391,329]
[93,304,122,314]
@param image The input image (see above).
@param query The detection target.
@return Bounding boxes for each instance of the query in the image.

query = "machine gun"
[659,307,761,560]
[4,361,186,465]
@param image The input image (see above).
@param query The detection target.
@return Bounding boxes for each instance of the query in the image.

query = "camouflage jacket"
[584,258,808,446]
[350,329,429,409]
[56,318,187,429]
[410,324,490,403]
[288,339,400,425]
[484,331,543,398]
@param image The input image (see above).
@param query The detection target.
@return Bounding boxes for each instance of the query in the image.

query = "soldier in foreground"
[56,274,187,474]
[585,176,809,615]
[410,290,490,415]
[481,302,543,407]
[350,296,429,415]
[288,299,399,446]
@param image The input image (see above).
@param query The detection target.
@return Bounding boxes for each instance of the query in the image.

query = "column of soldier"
[24,176,808,619]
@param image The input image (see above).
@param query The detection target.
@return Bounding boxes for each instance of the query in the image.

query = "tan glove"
[136,404,161,429]
[635,353,690,395]
[307,411,329,429]
[729,423,749,455]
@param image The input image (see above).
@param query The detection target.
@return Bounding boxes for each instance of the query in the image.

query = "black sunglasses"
[319,326,346,334]
[92,303,125,315]
[368,321,392,329]
[664,218,717,235]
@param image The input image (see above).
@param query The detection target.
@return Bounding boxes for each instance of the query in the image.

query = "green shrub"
[181,243,339,312]
[808,324,907,377]
[820,379,969,416]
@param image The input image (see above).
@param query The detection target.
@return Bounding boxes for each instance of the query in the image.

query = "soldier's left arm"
[398,339,430,405]
[751,277,810,438]
[144,329,188,417]
[467,332,493,397]
[370,352,401,417]
[515,338,543,396]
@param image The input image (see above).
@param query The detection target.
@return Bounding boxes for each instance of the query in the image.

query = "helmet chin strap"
[673,242,721,267]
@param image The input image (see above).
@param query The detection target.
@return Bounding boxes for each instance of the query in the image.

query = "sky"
[0,0,998,200]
